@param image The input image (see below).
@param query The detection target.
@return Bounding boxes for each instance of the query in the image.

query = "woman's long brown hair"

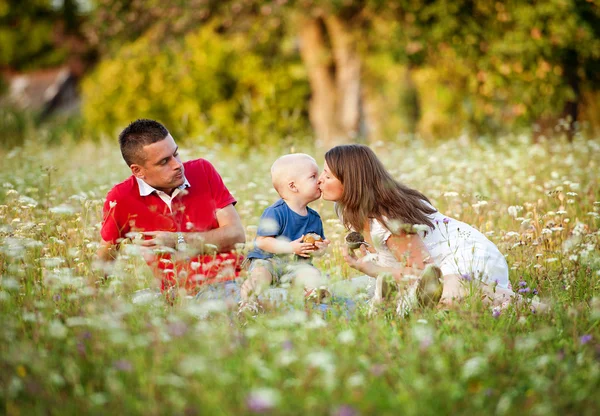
[324,144,436,233]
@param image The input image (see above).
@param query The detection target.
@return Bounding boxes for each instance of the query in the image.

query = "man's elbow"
[232,225,246,245]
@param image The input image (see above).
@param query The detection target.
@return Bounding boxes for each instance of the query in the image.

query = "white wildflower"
[461,356,488,380]
[178,356,207,376]
[337,330,355,344]
[305,350,335,371]
[346,373,365,388]
[18,196,38,206]
[49,204,76,215]
[48,320,68,339]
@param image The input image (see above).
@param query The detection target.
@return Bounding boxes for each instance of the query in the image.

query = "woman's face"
[318,161,344,202]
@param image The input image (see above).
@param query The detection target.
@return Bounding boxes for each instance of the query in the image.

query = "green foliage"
[0,0,75,70]
[396,0,600,132]
[0,106,32,148]
[81,24,310,147]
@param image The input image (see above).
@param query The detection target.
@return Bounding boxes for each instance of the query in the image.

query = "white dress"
[368,208,510,289]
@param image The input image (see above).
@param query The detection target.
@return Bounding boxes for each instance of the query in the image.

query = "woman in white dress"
[318,144,515,307]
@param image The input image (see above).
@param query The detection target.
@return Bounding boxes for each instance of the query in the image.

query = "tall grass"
[0,132,599,415]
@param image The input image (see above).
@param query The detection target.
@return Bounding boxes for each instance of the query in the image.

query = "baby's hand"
[313,239,331,256]
[290,236,317,258]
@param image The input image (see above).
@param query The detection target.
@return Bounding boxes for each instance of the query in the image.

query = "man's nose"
[170,158,182,170]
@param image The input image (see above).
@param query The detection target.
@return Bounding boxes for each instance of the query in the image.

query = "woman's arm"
[386,232,429,268]
[386,232,431,281]
[342,231,431,281]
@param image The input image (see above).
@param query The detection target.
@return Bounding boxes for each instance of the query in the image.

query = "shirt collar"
[135,176,190,197]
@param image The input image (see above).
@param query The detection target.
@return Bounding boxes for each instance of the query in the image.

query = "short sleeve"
[101,189,127,244]
[256,207,282,237]
[204,161,236,209]
[371,219,393,246]
[318,222,326,240]
[313,214,325,240]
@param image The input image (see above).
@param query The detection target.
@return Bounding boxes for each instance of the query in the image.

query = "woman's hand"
[342,245,381,277]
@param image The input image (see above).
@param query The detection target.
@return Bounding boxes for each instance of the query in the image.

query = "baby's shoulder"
[260,199,287,216]
[306,205,322,218]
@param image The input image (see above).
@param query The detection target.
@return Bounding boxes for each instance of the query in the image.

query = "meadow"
[0,134,599,415]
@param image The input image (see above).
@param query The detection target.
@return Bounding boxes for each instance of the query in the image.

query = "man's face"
[131,134,185,193]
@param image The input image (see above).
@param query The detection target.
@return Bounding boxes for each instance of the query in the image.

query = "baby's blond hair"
[271,153,317,196]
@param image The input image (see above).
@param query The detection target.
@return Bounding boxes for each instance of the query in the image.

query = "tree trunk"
[298,16,364,148]
[325,15,361,140]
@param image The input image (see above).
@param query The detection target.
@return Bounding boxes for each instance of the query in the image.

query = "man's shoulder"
[106,176,137,200]
[259,199,286,217]
[183,158,212,172]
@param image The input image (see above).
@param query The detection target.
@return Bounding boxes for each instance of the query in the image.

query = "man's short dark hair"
[119,119,169,166]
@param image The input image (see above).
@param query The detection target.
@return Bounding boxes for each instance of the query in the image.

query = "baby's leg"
[241,266,273,302]
[289,264,329,303]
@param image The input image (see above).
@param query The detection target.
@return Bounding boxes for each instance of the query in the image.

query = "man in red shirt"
[98,119,245,294]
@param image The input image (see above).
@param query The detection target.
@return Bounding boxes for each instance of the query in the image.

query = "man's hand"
[290,236,318,258]
[139,231,178,249]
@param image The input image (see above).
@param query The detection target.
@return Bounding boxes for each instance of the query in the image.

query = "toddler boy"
[240,153,329,312]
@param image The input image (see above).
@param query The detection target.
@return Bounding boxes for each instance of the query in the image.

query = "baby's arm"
[256,236,316,258]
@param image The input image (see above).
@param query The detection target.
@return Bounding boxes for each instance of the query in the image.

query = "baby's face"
[293,160,322,203]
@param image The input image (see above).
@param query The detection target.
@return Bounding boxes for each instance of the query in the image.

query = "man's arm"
[191,204,245,252]
[141,204,245,253]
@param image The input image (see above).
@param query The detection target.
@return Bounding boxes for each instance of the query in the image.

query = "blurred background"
[1,0,599,150]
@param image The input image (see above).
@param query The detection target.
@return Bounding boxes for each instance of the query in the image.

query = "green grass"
[0,134,599,415]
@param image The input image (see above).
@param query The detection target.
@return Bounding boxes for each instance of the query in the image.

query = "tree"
[83,0,600,143]
[0,0,88,71]
[396,0,600,138]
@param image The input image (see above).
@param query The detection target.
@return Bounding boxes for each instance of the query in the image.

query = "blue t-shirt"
[247,199,325,260]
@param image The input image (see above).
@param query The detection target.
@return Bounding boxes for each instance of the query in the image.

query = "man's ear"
[131,164,144,179]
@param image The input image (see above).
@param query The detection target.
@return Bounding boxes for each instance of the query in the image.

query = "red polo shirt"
[101,158,243,292]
